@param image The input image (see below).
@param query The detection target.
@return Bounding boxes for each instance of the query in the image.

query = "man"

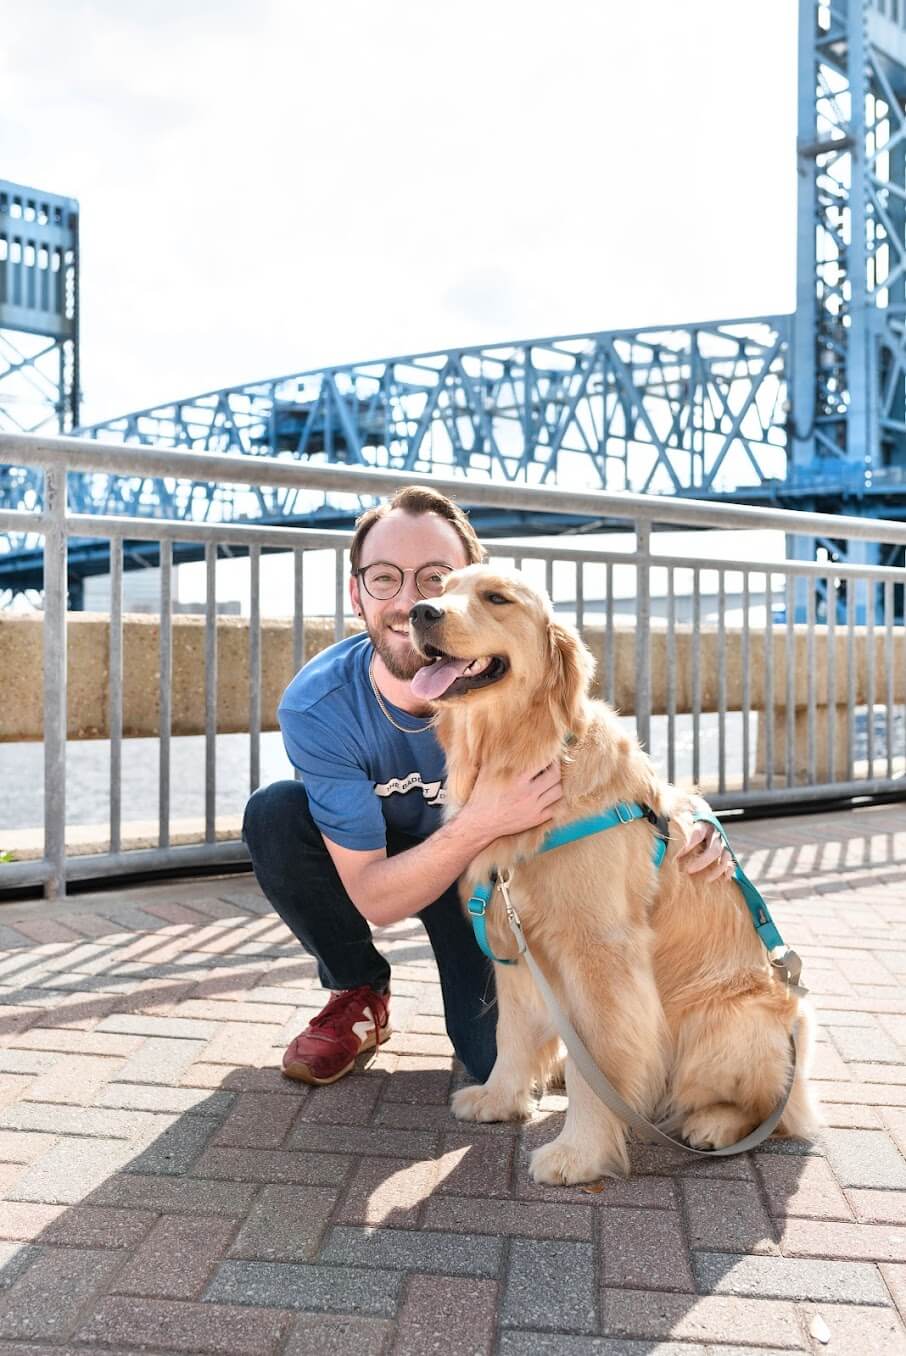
[243,486,730,1088]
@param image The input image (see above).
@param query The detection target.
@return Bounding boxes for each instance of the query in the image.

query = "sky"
[2,1,799,613]
[1,0,799,427]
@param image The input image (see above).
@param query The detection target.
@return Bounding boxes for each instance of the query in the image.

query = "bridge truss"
[1,317,799,601]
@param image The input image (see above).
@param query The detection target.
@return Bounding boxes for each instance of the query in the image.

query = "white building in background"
[81,567,240,615]
[82,567,161,614]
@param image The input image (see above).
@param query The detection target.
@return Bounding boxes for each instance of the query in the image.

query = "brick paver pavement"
[0,802,902,1354]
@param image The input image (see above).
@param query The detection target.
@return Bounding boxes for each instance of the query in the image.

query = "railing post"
[205,543,217,844]
[159,539,173,848]
[109,537,123,855]
[635,522,651,752]
[43,465,67,898]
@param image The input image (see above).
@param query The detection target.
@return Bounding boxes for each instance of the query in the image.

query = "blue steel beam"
[0,314,798,600]
[791,1,906,490]
[0,509,604,602]
[0,180,80,437]
[69,316,791,502]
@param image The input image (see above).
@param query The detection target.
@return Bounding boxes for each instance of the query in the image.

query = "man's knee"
[242,779,313,854]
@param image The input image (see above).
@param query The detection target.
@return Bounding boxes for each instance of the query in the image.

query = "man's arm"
[324,762,562,927]
[330,777,734,926]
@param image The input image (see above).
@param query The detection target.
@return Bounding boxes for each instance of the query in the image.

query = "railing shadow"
[737,811,906,891]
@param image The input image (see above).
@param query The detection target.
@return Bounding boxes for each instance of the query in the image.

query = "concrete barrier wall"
[2,612,902,741]
[1,614,354,742]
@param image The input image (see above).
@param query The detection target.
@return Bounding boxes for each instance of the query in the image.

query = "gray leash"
[496,870,803,1157]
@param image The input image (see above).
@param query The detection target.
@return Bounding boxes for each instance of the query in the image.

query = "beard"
[366,612,429,682]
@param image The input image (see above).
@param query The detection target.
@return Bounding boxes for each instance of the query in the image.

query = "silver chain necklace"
[368,654,438,734]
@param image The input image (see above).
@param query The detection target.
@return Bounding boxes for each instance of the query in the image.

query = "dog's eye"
[484,592,511,606]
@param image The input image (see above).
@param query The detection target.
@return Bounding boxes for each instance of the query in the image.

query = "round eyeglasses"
[356,562,453,601]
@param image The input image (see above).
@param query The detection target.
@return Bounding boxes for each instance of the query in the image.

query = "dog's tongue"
[410,657,473,700]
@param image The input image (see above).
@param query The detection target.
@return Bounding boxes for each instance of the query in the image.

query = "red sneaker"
[282,985,392,1085]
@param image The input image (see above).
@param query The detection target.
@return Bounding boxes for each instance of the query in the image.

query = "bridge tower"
[791,0,906,586]
[0,180,80,436]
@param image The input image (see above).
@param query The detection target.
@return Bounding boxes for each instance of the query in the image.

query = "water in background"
[2,715,752,836]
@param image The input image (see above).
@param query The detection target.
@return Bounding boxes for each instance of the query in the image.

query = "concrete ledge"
[1,612,903,741]
[1,613,355,741]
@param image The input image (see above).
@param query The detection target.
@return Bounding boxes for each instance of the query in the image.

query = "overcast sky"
[2,0,798,427]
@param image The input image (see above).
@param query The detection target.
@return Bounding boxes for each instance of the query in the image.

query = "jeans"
[242,780,498,1082]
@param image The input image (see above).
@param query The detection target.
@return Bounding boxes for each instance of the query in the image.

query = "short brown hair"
[349,485,485,572]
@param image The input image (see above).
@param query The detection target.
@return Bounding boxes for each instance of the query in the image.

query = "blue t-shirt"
[278,634,447,851]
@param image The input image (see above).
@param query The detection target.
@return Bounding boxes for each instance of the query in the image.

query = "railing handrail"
[3,430,906,546]
[2,509,905,585]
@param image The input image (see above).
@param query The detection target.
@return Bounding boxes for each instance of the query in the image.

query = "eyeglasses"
[356,562,453,601]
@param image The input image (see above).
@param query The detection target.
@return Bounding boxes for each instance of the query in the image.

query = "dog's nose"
[410,601,444,627]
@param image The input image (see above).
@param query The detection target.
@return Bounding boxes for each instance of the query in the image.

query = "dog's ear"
[545,621,594,729]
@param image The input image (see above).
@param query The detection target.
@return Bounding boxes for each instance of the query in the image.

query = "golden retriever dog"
[409,565,818,1185]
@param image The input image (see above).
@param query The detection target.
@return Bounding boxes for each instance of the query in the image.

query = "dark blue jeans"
[242,780,497,1082]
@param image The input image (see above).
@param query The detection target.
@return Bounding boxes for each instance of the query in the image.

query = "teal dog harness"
[464,802,806,1158]
[467,801,668,967]
[467,803,801,990]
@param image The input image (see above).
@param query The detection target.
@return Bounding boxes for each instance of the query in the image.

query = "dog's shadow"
[505,1082,818,1344]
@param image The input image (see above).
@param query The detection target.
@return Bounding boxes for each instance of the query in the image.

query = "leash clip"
[496,868,528,957]
[497,868,516,922]
[770,945,808,997]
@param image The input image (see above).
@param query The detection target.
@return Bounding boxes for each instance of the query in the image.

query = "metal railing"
[1,431,905,898]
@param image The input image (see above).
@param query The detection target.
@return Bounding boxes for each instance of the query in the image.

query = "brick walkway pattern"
[0,803,902,1355]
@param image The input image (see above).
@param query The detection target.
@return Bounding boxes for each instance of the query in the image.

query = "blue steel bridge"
[2,0,906,604]
[1,315,801,601]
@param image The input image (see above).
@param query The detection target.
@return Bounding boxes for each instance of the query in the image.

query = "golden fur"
[414,564,819,1185]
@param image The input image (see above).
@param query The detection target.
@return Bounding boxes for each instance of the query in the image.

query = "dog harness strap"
[466,880,518,966]
[467,802,665,966]
[690,810,807,996]
[468,801,665,964]
[540,802,670,869]
[538,802,648,852]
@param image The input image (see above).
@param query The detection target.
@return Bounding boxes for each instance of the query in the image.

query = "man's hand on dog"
[462,761,563,839]
[676,820,735,882]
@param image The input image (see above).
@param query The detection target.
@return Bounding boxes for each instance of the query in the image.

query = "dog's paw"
[681,1104,752,1150]
[529,1137,627,1185]
[451,1083,533,1123]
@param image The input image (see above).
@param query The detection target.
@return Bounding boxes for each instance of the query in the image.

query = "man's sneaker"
[282,985,391,1086]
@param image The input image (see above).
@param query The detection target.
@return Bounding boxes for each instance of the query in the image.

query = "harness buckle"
[467,895,488,918]
[616,803,634,824]
[770,945,808,996]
